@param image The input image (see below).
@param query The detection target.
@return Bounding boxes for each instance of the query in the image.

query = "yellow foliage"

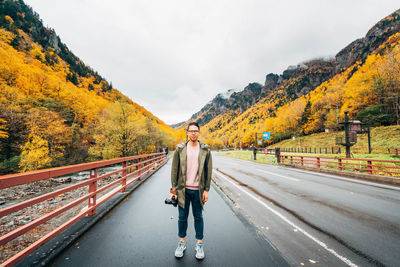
[0,28,14,44]
[0,118,8,138]
[4,15,14,24]
[19,135,51,172]
[29,46,45,62]
[200,32,400,148]
[0,27,178,172]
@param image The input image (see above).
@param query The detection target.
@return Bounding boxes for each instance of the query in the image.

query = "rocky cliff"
[336,9,400,71]
[178,9,400,129]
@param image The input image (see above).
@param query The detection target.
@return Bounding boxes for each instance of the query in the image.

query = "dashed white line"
[214,170,358,267]
[256,168,300,182]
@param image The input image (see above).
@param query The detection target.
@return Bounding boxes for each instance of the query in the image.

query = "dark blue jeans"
[178,189,204,240]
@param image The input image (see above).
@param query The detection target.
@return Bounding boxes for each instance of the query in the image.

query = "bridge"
[1,152,400,266]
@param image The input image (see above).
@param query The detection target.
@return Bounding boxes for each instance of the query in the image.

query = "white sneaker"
[175,241,186,258]
[195,242,205,260]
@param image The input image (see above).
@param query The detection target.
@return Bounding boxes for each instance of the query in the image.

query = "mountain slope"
[183,58,337,129]
[0,0,179,174]
[199,9,400,148]
[184,10,399,132]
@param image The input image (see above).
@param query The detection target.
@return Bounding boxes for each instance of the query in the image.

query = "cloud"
[24,0,399,124]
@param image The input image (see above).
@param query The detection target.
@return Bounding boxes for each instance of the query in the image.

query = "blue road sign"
[263,132,271,140]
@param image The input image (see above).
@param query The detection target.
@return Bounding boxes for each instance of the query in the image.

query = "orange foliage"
[0,27,178,172]
[201,32,400,148]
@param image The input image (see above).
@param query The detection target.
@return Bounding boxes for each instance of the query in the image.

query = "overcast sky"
[23,0,399,125]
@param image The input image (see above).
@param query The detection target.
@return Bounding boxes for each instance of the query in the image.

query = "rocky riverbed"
[0,173,123,264]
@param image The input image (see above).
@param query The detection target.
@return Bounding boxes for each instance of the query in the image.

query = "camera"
[165,195,178,207]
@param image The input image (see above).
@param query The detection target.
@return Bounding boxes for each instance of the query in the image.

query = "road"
[213,152,400,267]
[50,158,287,267]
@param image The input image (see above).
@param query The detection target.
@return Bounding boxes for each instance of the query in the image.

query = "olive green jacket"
[171,141,212,209]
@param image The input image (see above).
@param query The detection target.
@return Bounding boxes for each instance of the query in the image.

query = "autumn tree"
[19,135,51,171]
[0,105,27,174]
[89,102,147,159]
[25,108,72,166]
[0,118,7,139]
[375,47,400,124]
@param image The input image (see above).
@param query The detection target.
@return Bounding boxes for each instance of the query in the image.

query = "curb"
[211,178,291,267]
[15,160,168,267]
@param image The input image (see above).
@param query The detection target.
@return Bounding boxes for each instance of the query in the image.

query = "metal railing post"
[122,161,127,192]
[317,157,320,168]
[301,157,304,166]
[338,158,342,171]
[138,159,142,179]
[367,160,372,174]
[88,168,98,216]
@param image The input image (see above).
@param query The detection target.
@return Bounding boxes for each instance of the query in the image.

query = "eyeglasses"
[187,130,199,133]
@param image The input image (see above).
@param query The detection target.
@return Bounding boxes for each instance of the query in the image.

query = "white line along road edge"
[256,168,300,182]
[214,170,358,267]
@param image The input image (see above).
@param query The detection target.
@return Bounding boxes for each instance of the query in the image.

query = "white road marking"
[214,170,359,267]
[216,154,400,191]
[256,168,300,182]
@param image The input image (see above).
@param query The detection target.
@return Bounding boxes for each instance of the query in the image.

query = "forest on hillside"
[201,32,400,149]
[0,2,182,175]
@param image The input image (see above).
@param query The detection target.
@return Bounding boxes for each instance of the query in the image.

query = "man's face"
[187,125,200,142]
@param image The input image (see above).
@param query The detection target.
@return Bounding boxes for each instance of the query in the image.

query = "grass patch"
[269,125,400,154]
[219,150,278,165]
[219,150,400,177]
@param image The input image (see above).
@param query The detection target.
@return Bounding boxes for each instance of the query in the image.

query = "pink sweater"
[185,143,200,190]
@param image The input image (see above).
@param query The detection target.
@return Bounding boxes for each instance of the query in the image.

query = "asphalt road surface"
[51,158,287,267]
[213,152,400,267]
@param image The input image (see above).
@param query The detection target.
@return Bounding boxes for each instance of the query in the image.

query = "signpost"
[337,110,372,157]
[255,132,271,148]
[338,111,356,158]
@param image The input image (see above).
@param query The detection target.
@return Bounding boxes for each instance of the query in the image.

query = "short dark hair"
[187,122,200,131]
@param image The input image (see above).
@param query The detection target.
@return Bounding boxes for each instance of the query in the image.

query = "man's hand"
[169,187,177,200]
[202,191,208,203]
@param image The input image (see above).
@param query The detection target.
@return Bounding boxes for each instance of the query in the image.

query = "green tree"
[356,104,394,126]
[300,100,312,134]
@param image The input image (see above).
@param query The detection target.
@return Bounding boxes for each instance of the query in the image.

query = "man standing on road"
[169,122,212,260]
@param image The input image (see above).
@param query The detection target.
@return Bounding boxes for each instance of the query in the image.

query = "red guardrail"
[279,154,400,177]
[0,152,167,266]
[388,148,400,157]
